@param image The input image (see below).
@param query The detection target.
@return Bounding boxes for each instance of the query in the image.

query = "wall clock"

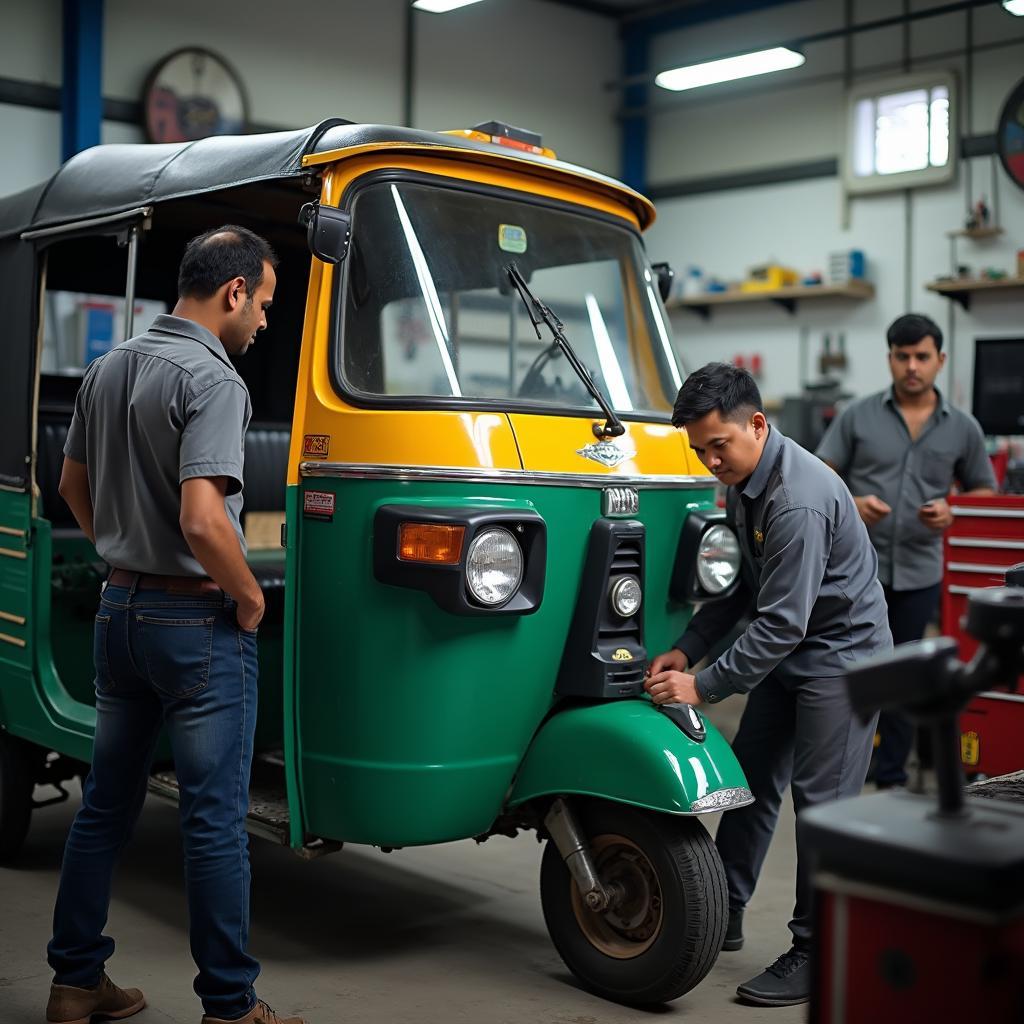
[997,75,1024,193]
[143,47,249,144]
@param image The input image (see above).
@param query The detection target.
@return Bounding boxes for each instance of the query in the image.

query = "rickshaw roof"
[0,120,655,242]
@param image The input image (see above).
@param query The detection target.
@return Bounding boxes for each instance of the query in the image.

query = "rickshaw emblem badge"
[612,648,634,661]
[576,440,635,468]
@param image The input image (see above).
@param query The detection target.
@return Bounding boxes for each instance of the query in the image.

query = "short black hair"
[887,313,943,352]
[672,362,764,428]
[177,225,278,301]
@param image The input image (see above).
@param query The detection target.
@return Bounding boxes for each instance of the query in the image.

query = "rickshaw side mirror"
[651,262,674,303]
[299,202,352,264]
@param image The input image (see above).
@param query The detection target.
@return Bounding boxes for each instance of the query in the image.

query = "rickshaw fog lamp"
[610,575,642,618]
[466,528,523,606]
[399,522,466,564]
[696,525,741,594]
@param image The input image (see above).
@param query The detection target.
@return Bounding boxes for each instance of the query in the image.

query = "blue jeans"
[48,583,261,1020]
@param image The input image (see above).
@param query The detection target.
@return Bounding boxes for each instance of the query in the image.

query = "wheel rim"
[569,832,664,959]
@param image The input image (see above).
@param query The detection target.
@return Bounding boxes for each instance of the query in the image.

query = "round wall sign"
[143,47,248,144]
[997,75,1024,193]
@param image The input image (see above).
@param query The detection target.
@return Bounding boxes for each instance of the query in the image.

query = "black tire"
[0,733,34,863]
[540,800,727,1005]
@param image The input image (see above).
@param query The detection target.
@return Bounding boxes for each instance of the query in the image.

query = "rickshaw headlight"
[466,528,523,606]
[609,575,642,617]
[696,525,741,594]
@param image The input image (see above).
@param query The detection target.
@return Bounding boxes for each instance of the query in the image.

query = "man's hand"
[854,494,892,526]
[918,496,953,532]
[645,670,702,706]
[236,594,265,632]
[648,647,689,676]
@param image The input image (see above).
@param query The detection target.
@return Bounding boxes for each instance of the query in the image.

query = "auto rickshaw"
[0,118,750,1004]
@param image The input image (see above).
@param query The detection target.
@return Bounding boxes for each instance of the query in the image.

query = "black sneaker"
[722,907,744,951]
[736,947,811,1006]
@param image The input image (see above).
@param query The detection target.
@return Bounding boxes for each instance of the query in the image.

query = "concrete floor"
[1,697,807,1024]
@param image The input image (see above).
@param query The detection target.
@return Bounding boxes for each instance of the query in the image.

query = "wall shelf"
[945,226,1004,240]
[925,277,1024,311]
[667,281,875,320]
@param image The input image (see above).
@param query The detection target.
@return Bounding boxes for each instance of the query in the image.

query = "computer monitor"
[973,337,1024,435]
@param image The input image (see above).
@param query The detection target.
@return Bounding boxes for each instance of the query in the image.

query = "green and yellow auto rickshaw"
[0,118,750,1004]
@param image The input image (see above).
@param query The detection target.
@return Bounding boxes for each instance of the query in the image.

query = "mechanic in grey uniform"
[646,362,892,1008]
[817,313,996,789]
[46,227,307,1024]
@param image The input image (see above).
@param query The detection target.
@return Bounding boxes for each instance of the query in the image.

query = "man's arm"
[694,506,830,702]
[672,581,753,668]
[58,457,95,544]
[920,418,999,531]
[179,477,264,631]
[815,408,853,477]
[955,415,999,495]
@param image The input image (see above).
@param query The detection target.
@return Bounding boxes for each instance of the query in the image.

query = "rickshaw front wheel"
[0,733,34,863]
[539,799,726,1005]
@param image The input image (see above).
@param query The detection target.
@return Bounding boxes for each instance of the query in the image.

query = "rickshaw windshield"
[336,180,683,416]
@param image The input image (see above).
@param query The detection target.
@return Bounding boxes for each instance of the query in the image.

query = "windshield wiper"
[505,262,625,439]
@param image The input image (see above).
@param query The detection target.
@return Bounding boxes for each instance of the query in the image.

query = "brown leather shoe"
[46,973,145,1024]
[201,999,308,1024]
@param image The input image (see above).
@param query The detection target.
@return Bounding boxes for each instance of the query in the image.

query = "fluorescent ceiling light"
[656,47,805,91]
[1003,1,1024,15]
[412,0,486,12]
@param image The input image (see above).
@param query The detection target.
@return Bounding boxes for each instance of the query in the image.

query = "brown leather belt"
[107,568,223,596]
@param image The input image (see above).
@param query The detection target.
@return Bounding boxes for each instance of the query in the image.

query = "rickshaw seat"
[37,416,77,527]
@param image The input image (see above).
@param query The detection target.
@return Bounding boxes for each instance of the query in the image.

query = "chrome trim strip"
[0,631,26,648]
[300,461,714,489]
[0,610,26,626]
[688,786,755,813]
[950,506,1024,519]
[971,691,1024,704]
[947,561,1018,574]
[0,526,26,537]
[0,546,27,560]
[948,584,988,596]
[949,537,1024,550]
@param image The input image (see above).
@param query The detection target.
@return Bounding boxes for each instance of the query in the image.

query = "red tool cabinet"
[943,495,1024,777]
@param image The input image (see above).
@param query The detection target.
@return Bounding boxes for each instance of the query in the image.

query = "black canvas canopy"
[0,119,650,489]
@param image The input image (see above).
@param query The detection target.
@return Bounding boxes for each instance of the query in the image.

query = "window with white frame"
[844,72,957,194]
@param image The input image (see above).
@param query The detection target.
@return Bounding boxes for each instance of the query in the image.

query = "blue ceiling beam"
[62,0,104,161]
[621,26,649,192]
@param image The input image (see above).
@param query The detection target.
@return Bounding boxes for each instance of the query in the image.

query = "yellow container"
[740,263,799,292]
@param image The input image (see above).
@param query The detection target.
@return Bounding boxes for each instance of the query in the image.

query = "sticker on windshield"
[498,224,527,254]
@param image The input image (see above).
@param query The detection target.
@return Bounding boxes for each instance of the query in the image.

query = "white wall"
[0,0,619,199]
[643,0,1024,414]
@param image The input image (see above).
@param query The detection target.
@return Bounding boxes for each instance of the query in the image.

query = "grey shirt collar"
[741,426,782,500]
[883,384,950,417]
[149,314,233,370]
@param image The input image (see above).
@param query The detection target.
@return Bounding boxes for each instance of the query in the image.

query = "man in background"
[817,313,996,789]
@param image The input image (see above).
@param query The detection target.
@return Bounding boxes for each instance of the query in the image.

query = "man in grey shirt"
[47,227,306,1024]
[646,363,891,1008]
[817,314,996,789]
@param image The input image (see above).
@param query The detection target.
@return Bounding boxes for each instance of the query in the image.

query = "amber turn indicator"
[398,523,466,564]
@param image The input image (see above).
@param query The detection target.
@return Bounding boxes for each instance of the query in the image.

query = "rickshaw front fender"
[507,699,752,815]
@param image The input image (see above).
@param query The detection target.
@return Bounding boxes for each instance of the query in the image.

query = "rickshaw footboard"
[146,753,340,859]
